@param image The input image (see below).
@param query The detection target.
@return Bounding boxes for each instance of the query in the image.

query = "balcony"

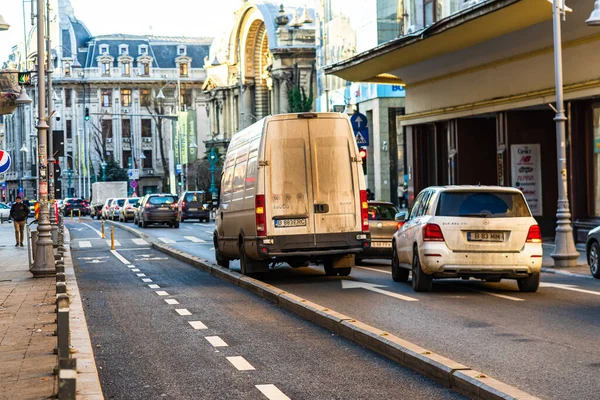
[123,137,131,143]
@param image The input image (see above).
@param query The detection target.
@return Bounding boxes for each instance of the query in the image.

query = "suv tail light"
[182,200,187,208]
[423,224,445,242]
[359,190,369,232]
[396,221,404,230]
[114,206,119,210]
[526,225,542,243]
[256,195,266,236]
[145,203,151,209]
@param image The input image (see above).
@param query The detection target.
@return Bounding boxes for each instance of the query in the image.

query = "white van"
[214,112,371,276]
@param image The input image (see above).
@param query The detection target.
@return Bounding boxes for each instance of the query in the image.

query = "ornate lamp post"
[66,169,72,195]
[208,147,219,198]
[101,161,107,182]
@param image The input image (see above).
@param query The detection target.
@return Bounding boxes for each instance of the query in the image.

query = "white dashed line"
[142,278,152,283]
[188,321,207,330]
[205,336,228,347]
[256,384,291,400]
[209,247,215,251]
[127,265,136,269]
[81,223,103,238]
[227,356,255,371]
[204,230,213,234]
[165,299,179,305]
[106,240,121,247]
[131,269,141,272]
[136,273,146,277]
[184,236,207,243]
[358,266,392,274]
[156,291,169,296]
[159,237,176,244]
[110,250,131,265]
[132,238,149,246]
[175,309,191,316]
[148,284,160,289]
[78,241,92,248]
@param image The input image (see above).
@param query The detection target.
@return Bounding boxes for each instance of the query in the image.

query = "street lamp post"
[46,0,58,245]
[208,147,219,198]
[31,0,55,277]
[101,161,107,182]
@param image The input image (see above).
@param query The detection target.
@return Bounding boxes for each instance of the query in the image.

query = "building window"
[66,120,72,139]
[179,62,188,77]
[121,89,132,107]
[143,150,152,169]
[141,119,152,138]
[101,62,111,76]
[65,89,72,108]
[101,89,112,107]
[423,0,436,26]
[119,45,128,55]
[140,62,150,76]
[100,45,109,54]
[122,150,131,169]
[139,45,148,55]
[64,63,71,77]
[102,119,113,139]
[180,89,192,108]
[140,89,151,107]
[178,46,186,56]
[122,119,131,139]
[121,62,131,76]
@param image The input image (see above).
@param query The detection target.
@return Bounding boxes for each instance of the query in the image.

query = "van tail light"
[526,225,542,243]
[145,203,151,209]
[396,221,404,230]
[359,190,369,232]
[256,195,267,237]
[423,224,445,242]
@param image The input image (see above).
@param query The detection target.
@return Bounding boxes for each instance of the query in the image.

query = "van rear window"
[436,192,531,218]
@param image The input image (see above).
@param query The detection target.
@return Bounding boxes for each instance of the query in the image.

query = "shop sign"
[511,144,542,216]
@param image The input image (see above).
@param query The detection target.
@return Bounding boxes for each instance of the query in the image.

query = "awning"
[324,0,554,85]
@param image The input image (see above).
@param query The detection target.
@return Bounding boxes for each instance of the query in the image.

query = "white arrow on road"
[540,282,600,296]
[341,280,419,302]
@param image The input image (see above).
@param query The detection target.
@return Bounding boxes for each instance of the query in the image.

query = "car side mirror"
[395,212,407,222]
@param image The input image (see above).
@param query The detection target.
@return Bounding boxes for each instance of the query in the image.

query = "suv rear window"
[128,199,140,206]
[116,199,125,206]
[185,193,203,202]
[368,204,398,220]
[436,192,531,218]
[149,196,176,205]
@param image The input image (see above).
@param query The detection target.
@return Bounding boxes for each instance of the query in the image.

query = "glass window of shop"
[594,106,600,216]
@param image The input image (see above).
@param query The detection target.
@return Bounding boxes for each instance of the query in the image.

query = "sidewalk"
[542,241,592,278]
[0,222,57,399]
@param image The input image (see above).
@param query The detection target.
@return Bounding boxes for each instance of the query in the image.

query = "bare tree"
[89,119,110,163]
[145,100,171,192]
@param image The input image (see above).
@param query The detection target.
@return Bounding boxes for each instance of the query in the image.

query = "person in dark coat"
[10,196,29,247]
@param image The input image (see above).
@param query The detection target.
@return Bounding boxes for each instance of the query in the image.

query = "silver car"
[108,198,126,221]
[586,225,600,279]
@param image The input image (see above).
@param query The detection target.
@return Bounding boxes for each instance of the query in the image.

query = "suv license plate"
[371,241,392,248]
[188,208,198,211]
[275,218,306,228]
[467,232,504,242]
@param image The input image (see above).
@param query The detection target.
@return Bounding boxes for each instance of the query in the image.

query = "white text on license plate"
[275,218,306,228]
[468,232,503,241]
[371,241,392,248]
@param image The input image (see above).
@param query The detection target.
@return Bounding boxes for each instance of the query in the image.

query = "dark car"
[357,201,402,262]
[63,198,89,216]
[134,194,179,228]
[178,191,211,222]
[587,225,600,279]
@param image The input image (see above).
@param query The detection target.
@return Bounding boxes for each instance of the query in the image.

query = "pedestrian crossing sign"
[355,129,369,146]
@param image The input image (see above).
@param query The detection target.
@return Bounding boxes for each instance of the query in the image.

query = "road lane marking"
[156,291,169,296]
[358,266,392,275]
[256,384,291,400]
[78,256,109,260]
[184,236,207,243]
[136,273,146,277]
[188,321,207,329]
[142,278,152,283]
[106,240,121,247]
[341,280,419,302]
[81,223,103,238]
[205,336,228,347]
[165,299,179,305]
[148,284,160,289]
[110,250,131,265]
[78,241,92,248]
[118,247,152,251]
[210,247,215,251]
[541,282,600,296]
[205,230,213,234]
[159,237,176,244]
[175,309,191,316]
[132,238,149,246]
[131,269,140,272]
[227,356,255,371]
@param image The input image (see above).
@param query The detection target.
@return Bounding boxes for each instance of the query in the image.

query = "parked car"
[63,198,89,216]
[391,186,543,293]
[214,112,370,276]
[0,203,11,222]
[357,202,403,262]
[119,197,140,222]
[134,194,179,228]
[101,198,114,220]
[586,226,600,279]
[108,198,126,221]
[178,191,211,222]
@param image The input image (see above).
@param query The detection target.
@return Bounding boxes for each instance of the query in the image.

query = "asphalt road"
[69,220,463,400]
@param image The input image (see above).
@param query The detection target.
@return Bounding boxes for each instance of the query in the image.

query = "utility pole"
[31,0,55,277]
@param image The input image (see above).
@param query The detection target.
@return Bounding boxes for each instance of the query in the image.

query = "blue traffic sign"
[350,113,368,132]
[355,128,369,146]
[0,150,11,174]
[1,182,6,189]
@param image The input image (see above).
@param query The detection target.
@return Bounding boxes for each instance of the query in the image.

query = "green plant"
[287,63,314,113]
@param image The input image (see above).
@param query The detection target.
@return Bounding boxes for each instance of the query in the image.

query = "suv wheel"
[323,259,337,276]
[173,222,180,229]
[392,244,409,282]
[517,273,540,292]
[412,252,432,292]
[141,219,148,228]
[589,241,600,279]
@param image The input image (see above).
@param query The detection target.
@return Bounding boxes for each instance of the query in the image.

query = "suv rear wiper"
[458,213,491,218]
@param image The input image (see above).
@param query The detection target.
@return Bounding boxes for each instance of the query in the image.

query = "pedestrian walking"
[10,196,29,247]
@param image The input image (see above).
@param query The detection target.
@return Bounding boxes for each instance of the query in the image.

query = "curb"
[64,228,105,399]
[106,220,539,400]
[541,267,593,280]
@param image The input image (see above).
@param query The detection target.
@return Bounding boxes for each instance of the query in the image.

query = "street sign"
[176,164,182,174]
[355,129,369,146]
[0,150,12,174]
[1,182,6,189]
[350,113,369,146]
[39,181,48,195]
[130,180,138,189]
[127,169,140,180]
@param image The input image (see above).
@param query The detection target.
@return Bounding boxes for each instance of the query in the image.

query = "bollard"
[56,272,66,283]
[55,264,65,274]
[70,209,73,221]
[58,365,77,400]
[78,209,81,222]
[111,226,115,250]
[56,281,67,294]
[101,220,105,239]
[55,292,69,314]
[56,303,70,359]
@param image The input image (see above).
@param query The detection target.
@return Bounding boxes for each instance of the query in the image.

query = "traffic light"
[84,107,90,121]
[359,147,367,175]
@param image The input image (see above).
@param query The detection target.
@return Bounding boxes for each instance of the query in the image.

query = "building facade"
[326,0,600,240]
[2,0,212,201]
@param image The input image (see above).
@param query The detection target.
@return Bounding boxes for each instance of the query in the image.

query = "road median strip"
[106,220,539,400]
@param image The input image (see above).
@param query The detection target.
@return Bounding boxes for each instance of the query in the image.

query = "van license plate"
[275,218,306,228]
[467,232,503,242]
[371,241,392,248]
[188,208,198,211]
